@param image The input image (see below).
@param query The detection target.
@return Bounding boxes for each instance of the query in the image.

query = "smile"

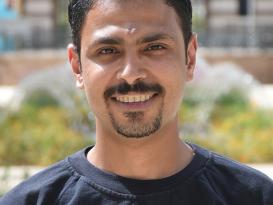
[114,94,154,103]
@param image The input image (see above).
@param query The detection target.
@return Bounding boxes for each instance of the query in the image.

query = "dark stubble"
[104,81,164,138]
[109,106,163,138]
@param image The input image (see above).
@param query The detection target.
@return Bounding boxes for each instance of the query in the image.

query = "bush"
[0,103,93,166]
[181,89,273,163]
[1,87,273,165]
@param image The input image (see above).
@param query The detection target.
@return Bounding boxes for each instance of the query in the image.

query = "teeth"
[141,95,146,101]
[116,94,153,103]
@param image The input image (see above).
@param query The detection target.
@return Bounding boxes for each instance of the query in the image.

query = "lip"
[110,93,159,111]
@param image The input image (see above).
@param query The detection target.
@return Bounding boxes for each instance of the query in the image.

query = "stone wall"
[200,48,273,84]
[0,50,67,85]
[0,49,272,85]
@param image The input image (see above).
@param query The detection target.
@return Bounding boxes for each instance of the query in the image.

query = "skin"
[68,0,198,180]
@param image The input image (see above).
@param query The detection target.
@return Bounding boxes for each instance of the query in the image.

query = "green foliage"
[212,89,249,118]
[0,98,93,166]
[181,89,273,163]
[23,90,59,108]
[1,87,273,165]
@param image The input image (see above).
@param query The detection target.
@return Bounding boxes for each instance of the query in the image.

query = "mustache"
[104,81,163,99]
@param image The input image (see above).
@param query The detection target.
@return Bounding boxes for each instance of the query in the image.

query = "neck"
[87,119,194,180]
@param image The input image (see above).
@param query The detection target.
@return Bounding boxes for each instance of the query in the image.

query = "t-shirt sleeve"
[254,175,273,205]
[0,161,73,205]
[210,152,273,205]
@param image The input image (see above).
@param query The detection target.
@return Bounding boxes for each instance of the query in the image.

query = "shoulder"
[209,151,273,187]
[0,159,79,205]
[195,145,273,204]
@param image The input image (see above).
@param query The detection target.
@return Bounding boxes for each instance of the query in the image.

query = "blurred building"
[0,0,68,51]
[0,0,273,51]
[193,0,273,48]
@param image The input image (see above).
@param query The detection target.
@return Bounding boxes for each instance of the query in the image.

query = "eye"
[98,47,119,55]
[145,44,166,52]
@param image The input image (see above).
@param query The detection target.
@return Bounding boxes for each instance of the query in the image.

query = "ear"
[67,44,84,89]
[186,33,198,81]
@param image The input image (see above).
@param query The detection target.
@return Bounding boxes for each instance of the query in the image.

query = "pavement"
[249,164,273,179]
[249,85,273,109]
[0,86,16,107]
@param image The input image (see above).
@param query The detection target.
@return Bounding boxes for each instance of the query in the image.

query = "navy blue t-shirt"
[1,144,273,205]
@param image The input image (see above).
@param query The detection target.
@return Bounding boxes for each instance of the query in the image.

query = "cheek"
[81,64,111,112]
[153,55,186,91]
[154,60,186,116]
[163,79,185,122]
[165,76,185,110]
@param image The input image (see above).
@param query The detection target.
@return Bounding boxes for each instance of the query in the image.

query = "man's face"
[68,0,197,139]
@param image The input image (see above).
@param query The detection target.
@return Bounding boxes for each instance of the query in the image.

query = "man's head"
[67,0,197,139]
[68,0,193,58]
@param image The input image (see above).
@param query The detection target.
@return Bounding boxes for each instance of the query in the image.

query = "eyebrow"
[137,33,176,44]
[88,33,175,51]
[91,37,124,47]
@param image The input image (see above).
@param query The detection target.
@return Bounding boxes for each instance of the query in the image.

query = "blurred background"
[0,0,273,194]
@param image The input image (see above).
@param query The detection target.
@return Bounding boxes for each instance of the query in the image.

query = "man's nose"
[117,55,147,85]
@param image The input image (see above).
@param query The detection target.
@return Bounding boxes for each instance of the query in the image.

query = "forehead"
[94,0,166,10]
[81,0,182,42]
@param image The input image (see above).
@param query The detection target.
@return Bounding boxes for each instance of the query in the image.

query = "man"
[1,0,273,204]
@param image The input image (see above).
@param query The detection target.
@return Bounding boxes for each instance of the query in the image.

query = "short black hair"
[68,0,192,56]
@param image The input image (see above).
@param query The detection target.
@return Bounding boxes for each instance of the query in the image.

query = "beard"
[109,107,162,138]
[104,81,164,138]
